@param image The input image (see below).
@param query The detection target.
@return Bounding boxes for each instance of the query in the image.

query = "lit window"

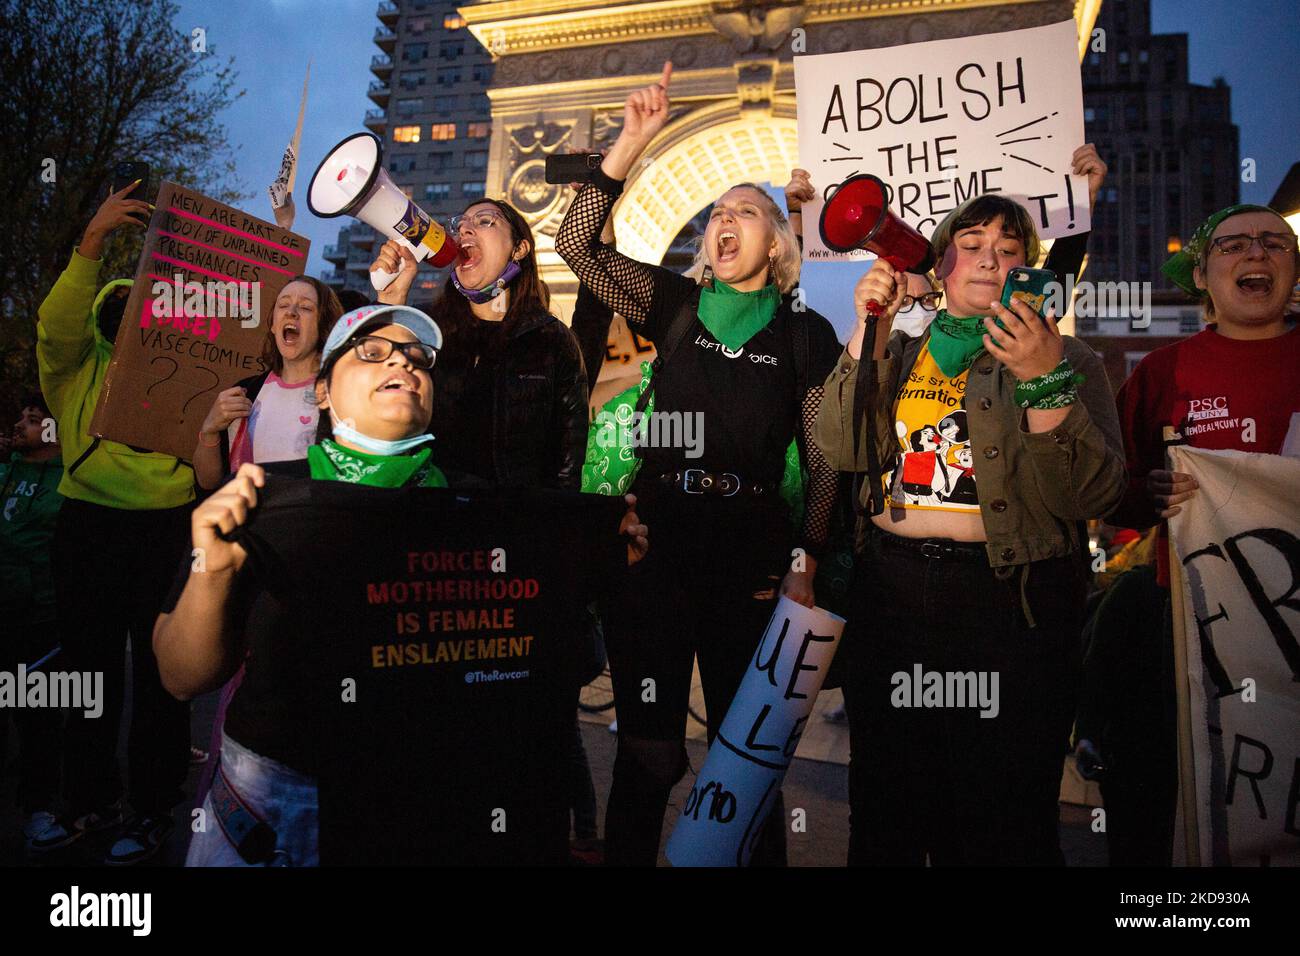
[467,122,490,139]
[1084,107,1095,122]
[1166,236,1182,253]
[462,182,485,199]
[393,125,421,143]
[444,14,465,30]
[430,123,456,141]
[425,183,451,201]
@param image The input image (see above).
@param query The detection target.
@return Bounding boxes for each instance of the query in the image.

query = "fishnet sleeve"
[555,175,687,336]
[797,383,836,559]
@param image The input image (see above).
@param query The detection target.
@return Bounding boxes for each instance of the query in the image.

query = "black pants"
[0,624,63,813]
[53,498,193,817]
[846,529,1085,865]
[602,484,791,866]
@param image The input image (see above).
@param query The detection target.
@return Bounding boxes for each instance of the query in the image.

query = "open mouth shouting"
[375,372,422,396]
[279,319,301,349]
[716,230,740,265]
[457,238,481,274]
[1234,270,1275,298]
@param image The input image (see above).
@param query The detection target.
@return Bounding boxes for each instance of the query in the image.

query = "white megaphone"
[307,132,460,291]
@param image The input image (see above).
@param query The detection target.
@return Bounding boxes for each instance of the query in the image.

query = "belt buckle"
[682,468,705,494]
[720,473,741,497]
[920,541,944,559]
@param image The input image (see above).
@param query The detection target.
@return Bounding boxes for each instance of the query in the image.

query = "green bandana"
[927,309,988,377]
[307,439,448,488]
[697,280,780,351]
[1161,203,1278,296]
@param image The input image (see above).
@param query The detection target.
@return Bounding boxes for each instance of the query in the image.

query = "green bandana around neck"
[1161,203,1279,296]
[308,439,447,488]
[697,279,780,351]
[927,309,988,377]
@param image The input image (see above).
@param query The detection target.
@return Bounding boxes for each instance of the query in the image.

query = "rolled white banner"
[665,595,847,867]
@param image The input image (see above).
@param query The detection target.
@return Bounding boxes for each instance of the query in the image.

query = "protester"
[32,183,195,864]
[372,198,588,490]
[0,393,65,849]
[555,62,843,866]
[1110,204,1300,545]
[814,188,1126,865]
[193,276,342,489]
[188,275,342,810]
[153,304,647,866]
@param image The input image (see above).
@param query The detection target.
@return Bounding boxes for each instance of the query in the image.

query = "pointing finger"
[659,60,673,90]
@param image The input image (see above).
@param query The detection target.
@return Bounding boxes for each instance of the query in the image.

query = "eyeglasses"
[900,291,942,311]
[1208,232,1298,256]
[449,210,507,237]
[351,334,437,370]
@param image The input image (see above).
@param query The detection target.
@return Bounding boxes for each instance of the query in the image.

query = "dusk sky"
[176,0,1300,339]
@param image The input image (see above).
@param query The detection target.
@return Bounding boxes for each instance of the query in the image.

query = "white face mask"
[324,386,434,456]
[893,301,938,337]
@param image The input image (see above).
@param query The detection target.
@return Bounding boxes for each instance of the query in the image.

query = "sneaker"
[22,810,58,846]
[105,814,174,866]
[190,745,210,765]
[27,803,124,853]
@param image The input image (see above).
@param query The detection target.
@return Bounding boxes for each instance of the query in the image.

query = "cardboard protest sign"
[1168,446,1300,866]
[229,477,627,864]
[794,19,1090,261]
[90,182,310,460]
[590,314,656,415]
[666,596,845,866]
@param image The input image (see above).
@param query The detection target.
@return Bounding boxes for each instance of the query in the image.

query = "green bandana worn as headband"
[697,280,780,351]
[1161,204,1279,296]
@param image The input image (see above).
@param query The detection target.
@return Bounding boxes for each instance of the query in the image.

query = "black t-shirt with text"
[163,476,626,864]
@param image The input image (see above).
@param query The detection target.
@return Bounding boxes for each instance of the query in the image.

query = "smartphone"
[112,161,151,199]
[1000,266,1057,320]
[544,153,603,185]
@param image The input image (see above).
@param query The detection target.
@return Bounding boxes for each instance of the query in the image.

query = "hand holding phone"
[1000,266,1056,321]
[545,152,604,185]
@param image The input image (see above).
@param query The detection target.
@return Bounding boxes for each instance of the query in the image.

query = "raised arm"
[554,62,693,334]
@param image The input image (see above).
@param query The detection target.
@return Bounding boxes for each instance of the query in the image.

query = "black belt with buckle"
[876,530,987,561]
[656,469,772,498]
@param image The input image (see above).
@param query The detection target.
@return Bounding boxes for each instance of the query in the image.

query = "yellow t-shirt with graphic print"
[882,341,979,513]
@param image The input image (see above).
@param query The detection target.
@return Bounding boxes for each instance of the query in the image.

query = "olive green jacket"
[813,330,1127,568]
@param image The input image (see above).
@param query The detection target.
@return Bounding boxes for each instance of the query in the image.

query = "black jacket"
[427,305,589,490]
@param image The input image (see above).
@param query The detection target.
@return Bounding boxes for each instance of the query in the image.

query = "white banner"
[793,19,1090,261]
[665,596,846,867]
[1169,446,1300,866]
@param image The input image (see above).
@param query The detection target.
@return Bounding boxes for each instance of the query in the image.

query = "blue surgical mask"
[325,388,434,455]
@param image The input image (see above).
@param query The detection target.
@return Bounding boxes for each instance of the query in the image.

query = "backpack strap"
[852,316,886,517]
[634,284,703,415]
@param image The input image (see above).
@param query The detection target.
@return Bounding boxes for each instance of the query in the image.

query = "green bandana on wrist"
[927,309,988,377]
[697,280,780,351]
[308,439,448,488]
[1161,203,1279,296]
[1014,358,1085,409]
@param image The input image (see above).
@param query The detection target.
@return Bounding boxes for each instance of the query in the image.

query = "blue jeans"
[186,733,319,867]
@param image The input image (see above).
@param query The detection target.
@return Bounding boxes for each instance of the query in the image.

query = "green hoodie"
[0,450,64,622]
[36,250,195,509]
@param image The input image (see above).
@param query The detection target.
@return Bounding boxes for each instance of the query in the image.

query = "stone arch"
[612,99,800,266]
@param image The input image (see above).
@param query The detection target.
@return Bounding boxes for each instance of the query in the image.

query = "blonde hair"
[685,184,802,294]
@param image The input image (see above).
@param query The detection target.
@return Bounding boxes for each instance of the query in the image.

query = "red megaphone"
[819,174,935,316]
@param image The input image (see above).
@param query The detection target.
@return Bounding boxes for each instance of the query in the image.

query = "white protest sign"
[794,19,1090,261]
[665,596,845,867]
[1169,446,1300,866]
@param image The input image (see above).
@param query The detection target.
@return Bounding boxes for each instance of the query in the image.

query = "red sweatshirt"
[1111,323,1300,582]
